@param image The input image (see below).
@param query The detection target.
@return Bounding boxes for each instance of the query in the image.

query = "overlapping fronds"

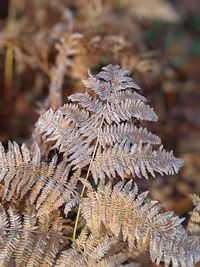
[0,204,65,267]
[0,142,79,216]
[56,226,138,267]
[187,194,200,235]
[81,180,200,266]
[35,64,183,181]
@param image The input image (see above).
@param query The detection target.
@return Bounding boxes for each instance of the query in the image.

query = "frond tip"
[35,64,183,183]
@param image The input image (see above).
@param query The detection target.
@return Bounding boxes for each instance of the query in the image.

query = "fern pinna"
[0,141,79,216]
[0,64,199,266]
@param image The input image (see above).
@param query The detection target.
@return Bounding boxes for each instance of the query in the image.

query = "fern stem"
[4,0,15,103]
[73,116,105,240]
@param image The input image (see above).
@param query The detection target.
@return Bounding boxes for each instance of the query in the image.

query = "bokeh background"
[0,0,200,218]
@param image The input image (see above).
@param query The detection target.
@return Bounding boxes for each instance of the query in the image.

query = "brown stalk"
[4,0,15,103]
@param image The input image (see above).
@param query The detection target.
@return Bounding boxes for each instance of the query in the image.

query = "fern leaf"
[0,142,79,216]
[0,204,21,265]
[68,92,103,113]
[15,206,37,266]
[81,180,200,266]
[61,104,90,124]
[35,64,182,182]
[56,226,135,267]
[102,99,158,124]
[107,90,146,103]
[0,204,66,267]
[91,142,183,181]
[98,123,160,148]
[97,65,140,91]
[83,65,141,99]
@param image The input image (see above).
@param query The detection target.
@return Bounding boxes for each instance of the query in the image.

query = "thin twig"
[73,116,104,240]
[4,0,15,102]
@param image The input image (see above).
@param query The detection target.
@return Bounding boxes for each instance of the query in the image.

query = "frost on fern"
[0,141,80,216]
[0,204,65,266]
[56,226,139,267]
[36,64,183,181]
[81,180,200,267]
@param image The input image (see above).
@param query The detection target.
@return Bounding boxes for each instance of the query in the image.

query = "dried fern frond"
[48,32,82,110]
[187,194,200,235]
[97,123,161,148]
[36,64,183,181]
[0,203,66,267]
[91,142,183,181]
[81,180,200,266]
[0,141,79,216]
[56,226,138,267]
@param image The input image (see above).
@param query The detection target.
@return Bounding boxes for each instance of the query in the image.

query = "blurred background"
[0,0,199,217]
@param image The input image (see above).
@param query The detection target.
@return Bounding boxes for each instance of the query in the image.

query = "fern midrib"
[72,114,105,240]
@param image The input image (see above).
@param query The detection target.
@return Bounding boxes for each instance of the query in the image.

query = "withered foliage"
[0,64,199,266]
[0,1,199,266]
[36,65,183,182]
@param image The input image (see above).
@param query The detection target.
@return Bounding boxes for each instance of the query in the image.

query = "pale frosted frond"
[97,64,141,91]
[35,64,182,183]
[35,109,64,140]
[102,99,158,124]
[82,65,140,101]
[0,142,79,216]
[0,141,43,201]
[27,211,65,267]
[35,168,81,217]
[82,70,110,100]
[91,143,183,181]
[68,92,152,124]
[35,107,88,160]
[0,204,9,242]
[68,92,103,113]
[108,90,146,103]
[98,123,160,148]
[15,206,38,266]
[60,104,90,125]
[0,204,21,265]
[55,248,85,266]
[0,204,66,267]
[56,227,134,267]
[81,181,200,266]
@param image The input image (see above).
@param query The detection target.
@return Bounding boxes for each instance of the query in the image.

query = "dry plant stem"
[4,0,15,102]
[73,116,105,240]
[4,44,14,102]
